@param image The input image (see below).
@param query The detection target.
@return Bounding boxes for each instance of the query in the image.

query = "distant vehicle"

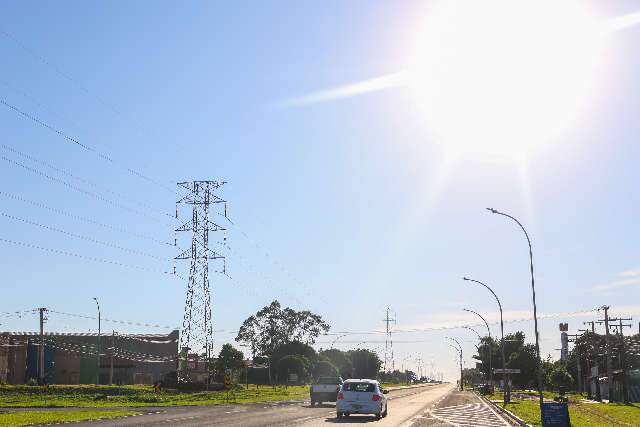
[309,376,343,406]
[336,379,388,420]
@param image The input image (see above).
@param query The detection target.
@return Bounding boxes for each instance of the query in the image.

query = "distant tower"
[559,322,569,362]
[175,181,228,382]
[383,308,396,372]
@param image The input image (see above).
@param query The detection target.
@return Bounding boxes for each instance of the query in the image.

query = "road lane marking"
[428,402,511,427]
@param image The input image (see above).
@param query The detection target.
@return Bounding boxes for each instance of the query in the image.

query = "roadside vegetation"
[0,384,308,408]
[0,409,140,427]
[485,390,640,426]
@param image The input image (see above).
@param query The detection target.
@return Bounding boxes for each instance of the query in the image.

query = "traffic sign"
[493,368,521,374]
[541,402,570,426]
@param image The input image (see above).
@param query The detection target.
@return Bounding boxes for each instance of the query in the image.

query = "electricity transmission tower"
[383,308,396,372]
[175,181,228,383]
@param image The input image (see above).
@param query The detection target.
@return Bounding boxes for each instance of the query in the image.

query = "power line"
[0,96,175,193]
[0,190,171,246]
[47,310,177,330]
[324,308,599,336]
[1,154,171,223]
[0,27,124,119]
[0,211,168,262]
[0,237,177,277]
[0,144,169,215]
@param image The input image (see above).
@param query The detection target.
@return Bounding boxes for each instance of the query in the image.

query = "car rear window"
[342,382,376,392]
[318,377,341,384]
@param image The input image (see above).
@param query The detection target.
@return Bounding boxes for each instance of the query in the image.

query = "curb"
[477,393,530,426]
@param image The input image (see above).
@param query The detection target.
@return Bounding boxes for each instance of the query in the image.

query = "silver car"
[336,379,388,420]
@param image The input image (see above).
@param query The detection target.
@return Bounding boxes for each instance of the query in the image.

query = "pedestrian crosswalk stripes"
[428,402,511,427]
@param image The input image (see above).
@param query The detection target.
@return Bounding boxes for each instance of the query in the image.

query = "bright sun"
[409,0,604,160]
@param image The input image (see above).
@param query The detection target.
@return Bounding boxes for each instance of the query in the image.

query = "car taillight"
[337,392,344,400]
[372,394,381,401]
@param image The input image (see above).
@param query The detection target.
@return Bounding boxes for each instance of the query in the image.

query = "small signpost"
[493,368,521,374]
[541,402,571,427]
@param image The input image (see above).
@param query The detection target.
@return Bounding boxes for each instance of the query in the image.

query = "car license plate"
[351,404,362,409]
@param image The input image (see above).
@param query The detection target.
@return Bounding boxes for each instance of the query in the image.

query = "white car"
[336,379,388,420]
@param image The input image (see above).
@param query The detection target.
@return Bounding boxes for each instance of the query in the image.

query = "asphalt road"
[73,384,511,427]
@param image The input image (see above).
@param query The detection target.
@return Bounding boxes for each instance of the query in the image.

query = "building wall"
[0,331,178,385]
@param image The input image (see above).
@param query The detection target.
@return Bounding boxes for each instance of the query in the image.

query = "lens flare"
[408,1,604,159]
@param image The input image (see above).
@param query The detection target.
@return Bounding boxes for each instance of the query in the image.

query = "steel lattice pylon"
[175,181,228,383]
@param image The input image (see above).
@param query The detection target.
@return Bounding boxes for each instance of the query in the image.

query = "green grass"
[0,410,140,427]
[0,384,309,408]
[483,390,640,426]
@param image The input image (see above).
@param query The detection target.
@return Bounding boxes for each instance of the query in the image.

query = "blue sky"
[2,1,640,380]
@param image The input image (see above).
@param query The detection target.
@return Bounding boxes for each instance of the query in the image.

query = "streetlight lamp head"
[463,277,469,281]
[486,207,498,214]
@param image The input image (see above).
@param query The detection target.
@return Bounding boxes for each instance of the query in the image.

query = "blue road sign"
[541,402,570,427]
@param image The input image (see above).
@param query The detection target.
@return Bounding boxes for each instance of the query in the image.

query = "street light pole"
[487,207,544,410]
[330,334,347,349]
[93,297,101,386]
[462,326,487,387]
[463,308,494,394]
[445,337,463,391]
[464,277,508,403]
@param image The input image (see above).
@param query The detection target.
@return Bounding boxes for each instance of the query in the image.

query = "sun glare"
[409,1,604,160]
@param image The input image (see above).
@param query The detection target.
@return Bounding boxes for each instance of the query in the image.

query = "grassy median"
[485,390,640,426]
[0,410,140,427]
[0,384,309,408]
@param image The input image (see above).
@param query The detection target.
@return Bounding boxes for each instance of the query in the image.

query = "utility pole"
[567,334,582,393]
[38,307,47,385]
[93,298,101,385]
[175,181,228,384]
[597,306,613,402]
[463,278,505,400]
[109,330,115,386]
[446,337,463,391]
[610,317,632,404]
[383,308,396,372]
[584,321,596,333]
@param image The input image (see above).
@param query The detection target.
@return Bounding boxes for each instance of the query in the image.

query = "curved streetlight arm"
[463,277,503,316]
[487,207,542,409]
[462,308,491,339]
[462,326,482,341]
[445,336,462,351]
[330,334,347,348]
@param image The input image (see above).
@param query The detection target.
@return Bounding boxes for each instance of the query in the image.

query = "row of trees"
[470,329,640,392]
[210,300,384,384]
[471,331,539,389]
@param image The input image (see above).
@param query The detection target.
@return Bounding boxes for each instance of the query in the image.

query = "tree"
[312,359,339,378]
[471,331,539,389]
[278,355,309,384]
[462,368,484,387]
[349,349,382,379]
[270,341,317,380]
[319,349,353,378]
[215,344,245,379]
[236,301,330,358]
[548,362,573,391]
